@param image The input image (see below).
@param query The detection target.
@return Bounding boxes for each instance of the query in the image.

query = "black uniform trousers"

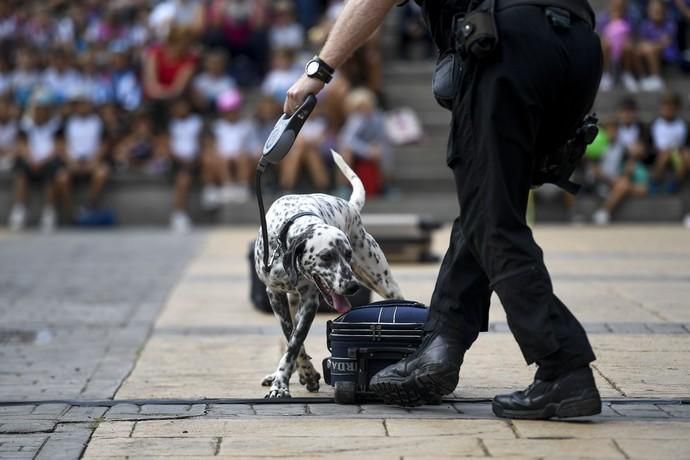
[426,5,602,380]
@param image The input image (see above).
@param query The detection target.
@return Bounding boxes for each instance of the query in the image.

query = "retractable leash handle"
[257,94,318,272]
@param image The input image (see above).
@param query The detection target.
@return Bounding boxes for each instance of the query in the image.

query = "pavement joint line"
[0,398,687,407]
[592,364,627,398]
[611,439,632,460]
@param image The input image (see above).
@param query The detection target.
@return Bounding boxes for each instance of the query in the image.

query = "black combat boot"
[492,366,601,420]
[369,328,466,407]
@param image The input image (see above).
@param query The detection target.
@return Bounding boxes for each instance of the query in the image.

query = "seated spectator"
[339,88,391,198]
[108,42,142,112]
[599,0,638,92]
[593,136,651,225]
[142,26,199,131]
[636,0,678,91]
[592,100,654,225]
[279,102,330,192]
[649,92,690,190]
[164,98,203,233]
[261,48,302,103]
[10,47,41,108]
[250,95,283,158]
[202,89,253,209]
[77,52,112,106]
[0,96,18,172]
[192,50,236,114]
[113,113,162,173]
[42,48,81,105]
[7,92,63,232]
[269,1,305,52]
[55,94,109,219]
[202,0,270,84]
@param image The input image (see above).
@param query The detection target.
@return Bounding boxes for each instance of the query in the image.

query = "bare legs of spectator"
[201,151,251,206]
[55,164,110,218]
[594,175,647,225]
[10,174,58,232]
[653,149,690,183]
[636,41,665,92]
[174,171,192,214]
[279,138,329,191]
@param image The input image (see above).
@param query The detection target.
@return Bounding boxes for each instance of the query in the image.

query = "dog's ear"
[283,236,308,285]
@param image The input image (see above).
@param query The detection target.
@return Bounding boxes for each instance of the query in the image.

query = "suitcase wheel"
[334,381,357,405]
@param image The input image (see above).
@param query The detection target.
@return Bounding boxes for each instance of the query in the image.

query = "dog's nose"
[343,282,360,296]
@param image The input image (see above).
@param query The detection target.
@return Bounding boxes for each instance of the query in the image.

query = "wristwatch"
[305,56,334,84]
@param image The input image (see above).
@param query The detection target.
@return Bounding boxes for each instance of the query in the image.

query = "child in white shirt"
[202,89,253,208]
[166,98,203,232]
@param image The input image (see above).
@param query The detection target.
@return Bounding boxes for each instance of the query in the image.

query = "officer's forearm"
[319,0,399,69]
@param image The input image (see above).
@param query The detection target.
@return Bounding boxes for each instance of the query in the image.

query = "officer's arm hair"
[319,0,399,70]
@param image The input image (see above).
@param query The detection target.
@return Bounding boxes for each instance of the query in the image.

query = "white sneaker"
[599,72,614,92]
[593,209,610,226]
[170,211,191,234]
[622,72,639,93]
[683,214,690,229]
[40,206,56,233]
[641,76,665,92]
[8,204,26,231]
[201,185,221,210]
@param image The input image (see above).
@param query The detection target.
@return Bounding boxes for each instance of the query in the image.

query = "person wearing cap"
[283,0,603,420]
[202,88,254,208]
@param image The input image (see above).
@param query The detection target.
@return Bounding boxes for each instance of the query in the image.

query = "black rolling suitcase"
[322,300,429,404]
[247,240,372,313]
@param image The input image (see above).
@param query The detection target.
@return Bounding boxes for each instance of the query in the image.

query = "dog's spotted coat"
[255,151,403,398]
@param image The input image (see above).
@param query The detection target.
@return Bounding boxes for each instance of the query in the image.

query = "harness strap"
[278,212,320,251]
[496,0,595,28]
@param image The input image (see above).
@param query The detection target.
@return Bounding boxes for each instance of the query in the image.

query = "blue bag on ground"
[323,300,428,404]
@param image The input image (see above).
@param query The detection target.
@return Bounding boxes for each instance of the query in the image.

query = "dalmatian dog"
[254,150,403,398]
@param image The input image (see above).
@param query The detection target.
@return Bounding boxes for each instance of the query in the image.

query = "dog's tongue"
[331,293,352,314]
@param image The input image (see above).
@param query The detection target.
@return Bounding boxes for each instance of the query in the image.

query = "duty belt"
[496,0,594,28]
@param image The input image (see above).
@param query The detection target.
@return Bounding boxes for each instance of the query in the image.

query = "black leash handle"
[257,94,318,273]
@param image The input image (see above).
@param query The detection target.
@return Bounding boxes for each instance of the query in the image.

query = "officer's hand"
[284,75,325,115]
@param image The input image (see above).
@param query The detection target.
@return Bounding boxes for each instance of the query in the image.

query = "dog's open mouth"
[314,276,352,314]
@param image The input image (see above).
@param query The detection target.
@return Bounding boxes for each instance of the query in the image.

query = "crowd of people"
[0,0,401,233]
[599,0,690,92]
[1,0,689,232]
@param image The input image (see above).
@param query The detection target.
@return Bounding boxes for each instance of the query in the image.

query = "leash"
[257,94,318,273]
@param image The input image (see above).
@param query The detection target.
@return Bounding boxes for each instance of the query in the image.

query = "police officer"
[285,0,602,419]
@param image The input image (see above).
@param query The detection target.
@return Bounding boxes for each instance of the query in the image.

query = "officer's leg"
[426,216,491,348]
[460,6,601,419]
[369,217,491,407]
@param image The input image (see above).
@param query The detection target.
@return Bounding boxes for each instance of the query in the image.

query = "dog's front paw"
[261,373,276,387]
[299,368,321,393]
[265,387,291,399]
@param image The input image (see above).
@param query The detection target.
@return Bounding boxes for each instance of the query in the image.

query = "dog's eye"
[321,252,336,263]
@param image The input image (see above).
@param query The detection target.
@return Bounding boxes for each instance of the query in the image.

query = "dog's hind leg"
[266,286,319,398]
[288,293,321,392]
[351,228,403,300]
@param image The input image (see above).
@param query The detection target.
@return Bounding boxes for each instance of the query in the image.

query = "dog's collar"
[278,211,320,251]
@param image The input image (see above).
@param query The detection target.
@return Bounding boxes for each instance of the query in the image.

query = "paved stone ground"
[1,226,689,459]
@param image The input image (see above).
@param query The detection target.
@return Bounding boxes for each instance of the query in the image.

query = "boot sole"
[369,366,459,407]
[492,389,602,420]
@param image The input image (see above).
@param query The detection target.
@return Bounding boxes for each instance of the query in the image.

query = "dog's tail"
[331,149,365,212]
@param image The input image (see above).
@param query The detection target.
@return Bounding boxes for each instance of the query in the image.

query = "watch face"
[306,61,320,76]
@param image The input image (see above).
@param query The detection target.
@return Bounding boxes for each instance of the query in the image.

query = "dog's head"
[283,224,359,313]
